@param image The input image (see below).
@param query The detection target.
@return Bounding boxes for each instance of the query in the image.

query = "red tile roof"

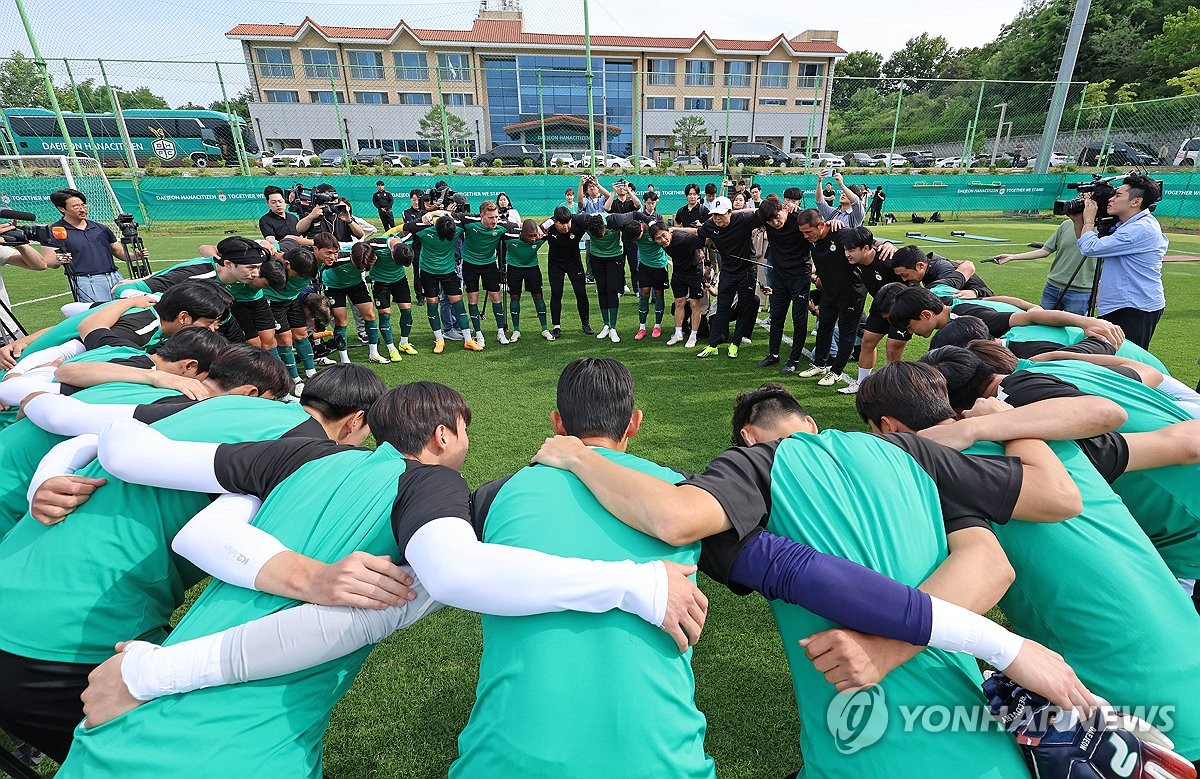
[227,17,845,55]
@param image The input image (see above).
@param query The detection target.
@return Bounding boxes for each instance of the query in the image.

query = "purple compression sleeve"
[729,530,932,645]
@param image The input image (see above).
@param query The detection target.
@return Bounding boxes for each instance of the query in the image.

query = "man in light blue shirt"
[1077,173,1168,348]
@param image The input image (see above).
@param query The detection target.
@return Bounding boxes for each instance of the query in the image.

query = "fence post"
[327,65,351,174]
[633,68,641,164]
[216,62,250,175]
[62,59,99,165]
[98,59,139,174]
[1098,105,1117,169]
[722,75,732,180]
[887,87,903,173]
[435,65,452,169]
[16,0,82,178]
[584,0,596,175]
[1065,85,1086,165]
[965,81,986,168]
[537,70,548,175]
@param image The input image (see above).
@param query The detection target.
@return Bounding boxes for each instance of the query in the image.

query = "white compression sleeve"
[121,586,441,700]
[27,434,99,504]
[9,339,85,375]
[23,393,136,437]
[1158,375,1200,408]
[927,596,1024,669]
[0,372,60,406]
[404,517,667,625]
[171,494,282,589]
[97,418,224,493]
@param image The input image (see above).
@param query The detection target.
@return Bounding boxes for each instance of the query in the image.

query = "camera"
[1053,174,1142,237]
[288,184,347,217]
[0,209,53,245]
[115,212,141,242]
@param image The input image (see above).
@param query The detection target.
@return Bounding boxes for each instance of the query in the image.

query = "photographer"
[0,224,49,340]
[259,186,312,247]
[39,188,148,303]
[993,212,1095,315]
[296,184,365,242]
[1077,173,1168,348]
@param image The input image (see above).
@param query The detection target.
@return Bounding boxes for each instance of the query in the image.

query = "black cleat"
[780,362,798,375]
[757,355,780,368]
[582,323,595,335]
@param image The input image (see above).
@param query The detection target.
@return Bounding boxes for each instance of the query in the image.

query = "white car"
[572,154,632,169]
[1026,152,1068,168]
[934,155,981,168]
[264,148,315,167]
[548,153,576,167]
[629,155,656,169]
[806,153,845,168]
[1174,137,1200,166]
[871,153,909,167]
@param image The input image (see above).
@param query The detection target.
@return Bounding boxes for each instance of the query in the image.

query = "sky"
[2,0,1030,105]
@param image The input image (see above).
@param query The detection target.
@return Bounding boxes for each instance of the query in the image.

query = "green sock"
[399,308,412,339]
[274,345,299,380]
[534,299,548,330]
[333,324,348,349]
[509,299,521,331]
[468,303,482,333]
[426,302,441,333]
[491,301,506,331]
[294,338,315,372]
[453,299,470,332]
[378,312,393,346]
[654,293,665,324]
[609,301,619,328]
[638,293,650,325]
[364,319,379,345]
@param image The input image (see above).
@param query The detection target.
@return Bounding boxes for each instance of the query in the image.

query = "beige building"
[228,2,844,160]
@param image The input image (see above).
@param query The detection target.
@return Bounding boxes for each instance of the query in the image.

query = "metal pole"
[1065,86,1086,166]
[965,81,986,169]
[328,65,351,174]
[887,87,902,173]
[1034,0,1091,174]
[15,0,82,177]
[1098,105,1117,169]
[805,102,816,173]
[633,66,641,164]
[216,62,250,175]
[722,75,731,180]
[435,65,452,168]
[99,60,139,173]
[538,70,548,175]
[584,0,596,175]
[990,102,1007,165]
[63,60,99,164]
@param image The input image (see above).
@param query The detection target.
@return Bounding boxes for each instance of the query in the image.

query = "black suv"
[1076,141,1157,167]
[901,150,935,167]
[728,141,791,166]
[474,143,545,167]
[352,148,388,165]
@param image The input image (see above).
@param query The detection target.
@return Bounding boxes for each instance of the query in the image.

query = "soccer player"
[406,214,474,354]
[841,228,908,394]
[694,196,762,359]
[262,246,318,388]
[500,220,553,341]
[369,237,418,361]
[604,179,641,293]
[795,208,866,387]
[855,360,1200,764]
[631,219,669,340]
[459,201,513,347]
[586,210,652,342]
[887,245,991,297]
[651,224,706,348]
[316,237,387,365]
[755,197,812,374]
[541,207,594,337]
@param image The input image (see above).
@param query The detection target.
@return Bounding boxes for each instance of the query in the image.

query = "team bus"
[0,107,260,166]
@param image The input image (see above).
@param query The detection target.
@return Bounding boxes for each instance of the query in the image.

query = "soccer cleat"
[398,343,418,356]
[356,327,367,344]
[368,353,392,365]
[798,365,830,378]
[463,339,484,351]
[837,381,860,395]
[596,326,610,339]
[696,346,719,358]
[780,362,798,375]
[497,330,510,345]
[388,345,403,361]
[740,337,753,346]
[817,371,845,387]
[728,344,739,359]
[667,333,684,346]
[685,335,698,348]
[476,332,486,348]
[582,323,595,335]
[757,355,780,368]
[433,340,445,354]
[608,329,621,343]
[510,330,521,342]
[316,356,338,366]
[552,325,562,339]
[651,325,662,338]
[634,328,647,340]
[542,329,556,341]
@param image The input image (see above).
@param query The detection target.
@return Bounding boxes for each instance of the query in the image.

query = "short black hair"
[643,190,658,202]
[206,343,293,399]
[376,180,385,186]
[783,187,803,201]
[553,206,572,223]
[757,198,782,222]
[367,382,472,456]
[258,256,290,292]
[314,183,337,194]
[621,220,643,242]
[649,222,671,239]
[918,346,995,411]
[153,326,226,373]
[586,214,607,238]
[217,236,270,266]
[155,281,233,322]
[556,357,635,441]
[886,286,945,327]
[263,185,284,199]
[409,188,424,197]
[855,362,955,431]
[50,188,87,210]
[704,183,717,196]
[301,364,387,421]
[435,215,457,241]
[929,315,991,350]
[966,339,1019,374]
[841,226,875,251]
[282,247,316,279]
[350,241,376,272]
[312,232,339,250]
[749,183,761,193]
[888,245,927,270]
[796,208,825,227]
[1123,173,1161,208]
[730,383,807,447]
[684,183,700,196]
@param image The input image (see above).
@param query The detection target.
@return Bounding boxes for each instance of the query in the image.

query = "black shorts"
[864,299,912,341]
[507,266,543,296]
[462,262,501,294]
[638,265,669,291]
[372,278,412,309]
[328,281,371,309]
[231,297,275,337]
[270,298,306,330]
[419,270,462,298]
[671,268,705,300]
[0,648,95,763]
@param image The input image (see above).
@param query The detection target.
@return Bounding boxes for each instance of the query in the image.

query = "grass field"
[5,215,1200,777]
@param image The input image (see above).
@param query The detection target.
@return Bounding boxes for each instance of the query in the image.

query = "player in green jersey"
[314,234,387,365]
[404,214,476,354]
[368,236,418,360]
[459,201,513,348]
[500,220,553,341]
[629,219,669,340]
[262,246,318,390]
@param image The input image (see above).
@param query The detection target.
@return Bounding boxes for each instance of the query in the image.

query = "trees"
[416,105,471,154]
[672,115,708,155]
[881,34,954,85]
[207,87,253,119]
[1,49,170,112]
[0,52,50,109]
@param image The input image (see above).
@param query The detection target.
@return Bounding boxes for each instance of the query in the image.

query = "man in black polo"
[541,206,594,337]
[372,181,395,231]
[673,184,708,229]
[651,223,707,348]
[796,208,866,388]
[39,188,147,304]
[694,197,762,359]
[258,187,311,247]
[755,197,812,374]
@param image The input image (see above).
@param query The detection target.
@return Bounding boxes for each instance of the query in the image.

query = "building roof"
[227,17,845,57]
[503,115,622,136]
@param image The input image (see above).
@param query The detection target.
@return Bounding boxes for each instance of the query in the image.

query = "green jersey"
[414,224,461,276]
[966,438,1200,759]
[262,273,311,303]
[0,382,177,535]
[367,241,407,283]
[134,257,264,302]
[59,441,472,779]
[0,396,315,664]
[1012,359,1199,578]
[587,214,625,259]
[500,236,545,269]
[462,221,508,266]
[451,451,713,779]
[320,258,363,290]
[636,230,668,269]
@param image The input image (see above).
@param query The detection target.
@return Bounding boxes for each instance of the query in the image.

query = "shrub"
[308,156,321,167]
[743,166,759,176]
[491,159,503,168]
[462,157,474,168]
[261,166,277,176]
[522,157,533,167]
[144,158,161,172]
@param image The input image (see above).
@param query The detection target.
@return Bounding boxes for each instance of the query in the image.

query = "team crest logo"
[217,191,228,203]
[0,193,9,205]
[827,684,888,755]
[149,126,178,161]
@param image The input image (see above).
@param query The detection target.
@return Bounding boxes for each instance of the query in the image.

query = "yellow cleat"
[398,343,418,356]
[463,339,484,352]
[433,340,445,354]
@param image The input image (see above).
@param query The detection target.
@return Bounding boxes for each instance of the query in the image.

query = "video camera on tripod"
[1053,173,1161,237]
[114,213,152,279]
[287,184,348,217]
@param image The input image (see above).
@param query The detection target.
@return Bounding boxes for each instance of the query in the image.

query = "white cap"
[709,196,733,215]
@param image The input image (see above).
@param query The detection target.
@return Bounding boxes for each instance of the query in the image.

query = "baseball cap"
[709,196,733,215]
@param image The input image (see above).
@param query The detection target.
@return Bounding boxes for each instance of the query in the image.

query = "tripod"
[1050,252,1103,318]
[0,295,27,345]
[121,234,152,280]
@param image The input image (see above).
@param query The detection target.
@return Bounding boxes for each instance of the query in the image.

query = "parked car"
[571,153,631,169]
[1025,151,1068,168]
[728,141,791,166]
[264,148,315,167]
[900,150,935,167]
[352,148,388,165]
[548,152,576,167]
[934,155,981,168]
[792,152,844,168]
[1173,137,1200,166]
[1076,141,1157,167]
[318,149,345,167]
[843,152,880,167]
[871,153,909,167]
[1125,142,1164,165]
[382,153,410,167]
[629,155,656,169]
[984,150,1029,167]
[474,143,545,167]
[672,155,703,166]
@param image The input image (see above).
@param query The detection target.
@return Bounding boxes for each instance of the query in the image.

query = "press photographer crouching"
[293,183,365,242]
[1076,173,1168,349]
[38,188,149,303]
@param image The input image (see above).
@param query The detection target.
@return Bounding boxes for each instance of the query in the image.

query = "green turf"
[4,216,1199,777]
